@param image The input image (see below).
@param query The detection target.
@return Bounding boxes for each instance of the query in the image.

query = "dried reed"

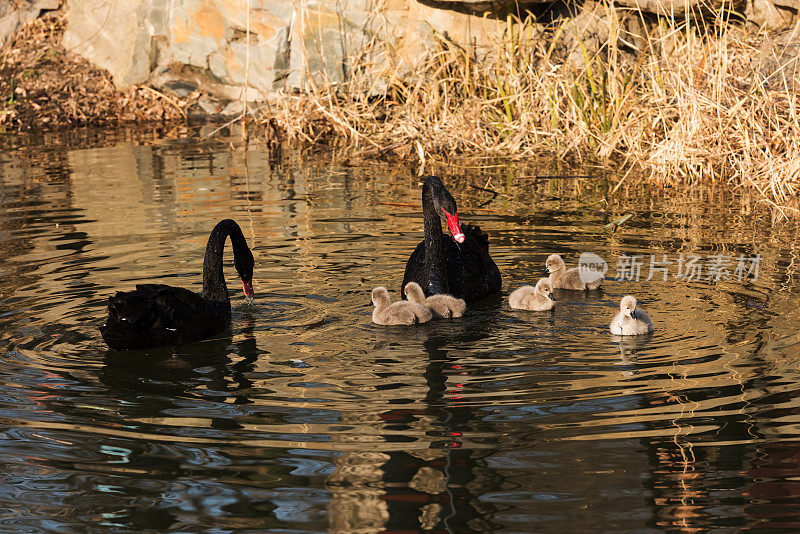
[261,4,800,213]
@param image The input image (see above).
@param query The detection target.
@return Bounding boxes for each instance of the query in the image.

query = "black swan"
[400,175,501,303]
[100,219,255,350]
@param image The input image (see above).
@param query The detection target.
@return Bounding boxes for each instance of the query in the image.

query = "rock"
[63,1,168,87]
[753,25,800,89]
[63,0,295,97]
[61,0,505,102]
[746,0,795,29]
[615,0,736,15]
[549,2,649,68]
[55,0,800,111]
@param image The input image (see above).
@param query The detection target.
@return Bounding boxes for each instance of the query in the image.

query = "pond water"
[1,126,800,531]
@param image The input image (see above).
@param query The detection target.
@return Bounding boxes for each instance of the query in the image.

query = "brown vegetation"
[0,11,184,130]
[2,6,798,215]
[261,8,800,214]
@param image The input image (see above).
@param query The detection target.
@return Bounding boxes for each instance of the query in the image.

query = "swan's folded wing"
[446,227,501,301]
[107,284,203,330]
[400,241,426,298]
[462,224,490,251]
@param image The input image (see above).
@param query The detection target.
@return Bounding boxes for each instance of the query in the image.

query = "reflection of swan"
[509,278,555,311]
[405,282,466,318]
[546,253,602,290]
[610,295,654,335]
[372,287,432,325]
[100,219,255,350]
[400,176,501,303]
[102,313,260,392]
[612,332,653,376]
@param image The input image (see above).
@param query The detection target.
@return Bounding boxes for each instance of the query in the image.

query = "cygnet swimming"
[546,253,603,290]
[371,286,433,325]
[508,278,556,311]
[404,282,466,318]
[609,295,654,335]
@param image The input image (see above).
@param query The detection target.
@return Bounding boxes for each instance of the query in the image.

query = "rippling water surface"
[1,126,800,531]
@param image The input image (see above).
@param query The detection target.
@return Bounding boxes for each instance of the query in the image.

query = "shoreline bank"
[1,5,799,215]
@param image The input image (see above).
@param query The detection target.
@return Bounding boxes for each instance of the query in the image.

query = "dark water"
[1,127,800,532]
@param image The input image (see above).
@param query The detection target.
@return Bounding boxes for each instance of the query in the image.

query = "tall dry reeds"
[263,2,800,213]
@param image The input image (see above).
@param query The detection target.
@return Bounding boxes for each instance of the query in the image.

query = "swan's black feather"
[99,219,253,351]
[401,224,501,303]
[100,284,230,350]
[463,223,489,250]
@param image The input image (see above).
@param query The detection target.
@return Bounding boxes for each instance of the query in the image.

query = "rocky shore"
[2,0,800,210]
[3,0,799,131]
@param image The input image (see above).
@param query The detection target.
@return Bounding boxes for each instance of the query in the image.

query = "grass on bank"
[261,3,800,214]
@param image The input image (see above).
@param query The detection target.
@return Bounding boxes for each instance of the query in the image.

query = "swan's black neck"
[422,180,449,296]
[202,219,249,302]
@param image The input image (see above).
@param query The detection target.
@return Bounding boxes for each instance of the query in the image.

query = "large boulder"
[62,0,506,103]
[58,0,800,107]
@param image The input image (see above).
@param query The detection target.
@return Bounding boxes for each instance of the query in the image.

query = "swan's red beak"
[442,209,465,243]
[242,280,254,302]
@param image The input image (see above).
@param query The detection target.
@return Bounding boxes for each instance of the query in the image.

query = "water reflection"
[0,127,800,530]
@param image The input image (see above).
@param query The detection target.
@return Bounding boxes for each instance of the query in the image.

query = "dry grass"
[259,4,800,214]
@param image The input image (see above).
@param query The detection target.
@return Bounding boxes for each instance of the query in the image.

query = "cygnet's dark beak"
[630,308,638,320]
[543,267,550,276]
[548,293,556,301]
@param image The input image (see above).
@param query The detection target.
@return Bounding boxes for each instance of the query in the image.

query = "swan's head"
[545,254,566,274]
[620,295,638,319]
[234,246,255,302]
[423,175,464,243]
[535,278,555,301]
[372,287,390,307]
[404,282,426,304]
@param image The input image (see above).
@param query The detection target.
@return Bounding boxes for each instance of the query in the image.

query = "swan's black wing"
[400,241,427,299]
[100,284,230,350]
[446,224,501,301]
[401,224,501,303]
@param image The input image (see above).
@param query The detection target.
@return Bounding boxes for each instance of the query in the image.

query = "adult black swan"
[100,219,255,350]
[400,175,501,303]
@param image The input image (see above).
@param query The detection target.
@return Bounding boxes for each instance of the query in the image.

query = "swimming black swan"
[400,175,501,303]
[100,219,255,350]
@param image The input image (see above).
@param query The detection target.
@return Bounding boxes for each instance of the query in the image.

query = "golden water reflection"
[0,128,799,530]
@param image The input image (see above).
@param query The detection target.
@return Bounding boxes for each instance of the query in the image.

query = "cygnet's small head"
[535,278,555,301]
[422,175,464,244]
[404,282,426,304]
[372,287,390,306]
[620,295,638,319]
[545,254,565,274]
